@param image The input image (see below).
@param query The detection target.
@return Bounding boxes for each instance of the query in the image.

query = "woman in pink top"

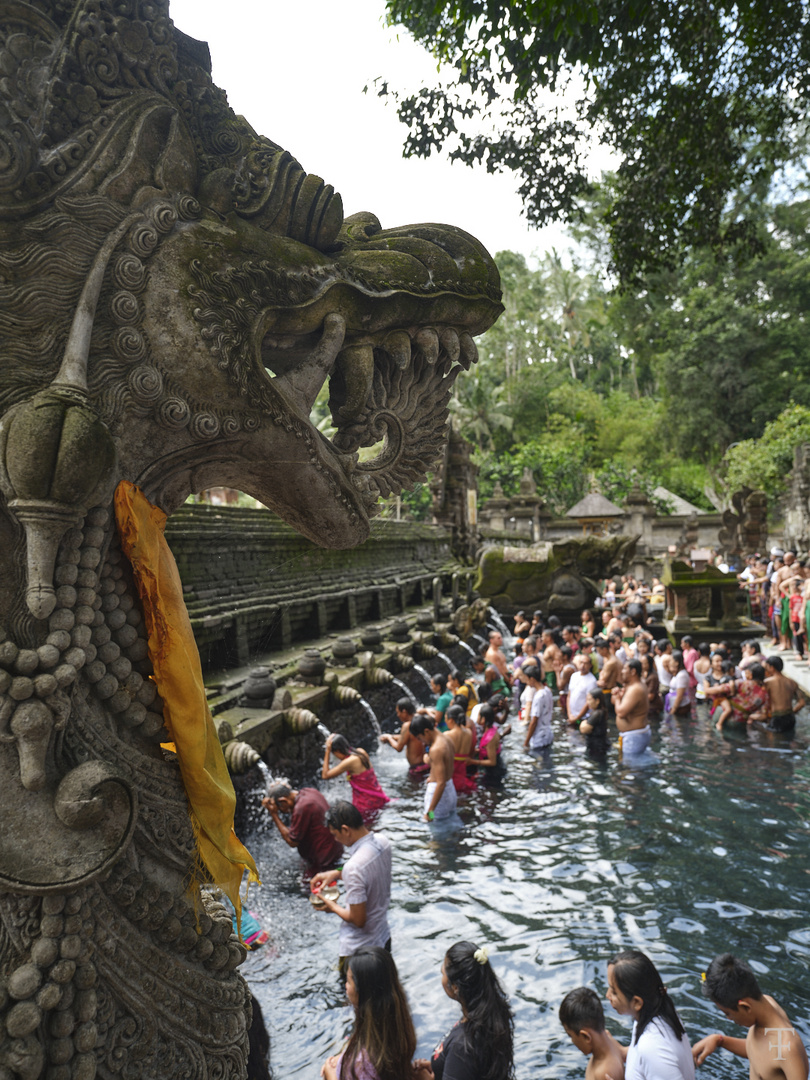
[322,734,390,817]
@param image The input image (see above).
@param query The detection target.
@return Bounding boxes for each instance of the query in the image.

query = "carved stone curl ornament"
[0,0,502,1076]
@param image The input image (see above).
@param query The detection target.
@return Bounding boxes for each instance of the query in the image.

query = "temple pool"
[240,706,810,1078]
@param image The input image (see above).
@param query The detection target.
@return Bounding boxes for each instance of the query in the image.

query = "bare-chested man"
[774,552,798,649]
[763,655,807,732]
[379,698,429,775]
[694,952,809,1080]
[605,605,624,636]
[541,629,562,694]
[596,636,622,716]
[485,631,511,685]
[409,714,457,822]
[612,659,651,755]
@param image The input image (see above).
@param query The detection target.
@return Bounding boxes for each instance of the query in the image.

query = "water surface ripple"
[241,706,810,1078]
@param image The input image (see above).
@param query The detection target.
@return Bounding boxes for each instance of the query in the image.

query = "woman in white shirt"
[606,950,695,1080]
[666,651,692,716]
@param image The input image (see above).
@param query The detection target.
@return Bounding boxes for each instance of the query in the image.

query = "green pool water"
[241,703,810,1078]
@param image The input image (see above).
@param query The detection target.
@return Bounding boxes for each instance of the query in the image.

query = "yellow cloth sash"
[114,481,259,925]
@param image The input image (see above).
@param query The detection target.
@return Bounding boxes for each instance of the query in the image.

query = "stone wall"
[166,504,460,666]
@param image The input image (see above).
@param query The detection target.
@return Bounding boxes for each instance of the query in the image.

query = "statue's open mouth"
[185,219,502,536]
[258,297,489,513]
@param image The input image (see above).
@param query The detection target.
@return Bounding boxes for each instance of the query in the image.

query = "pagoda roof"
[652,486,708,516]
[565,493,624,518]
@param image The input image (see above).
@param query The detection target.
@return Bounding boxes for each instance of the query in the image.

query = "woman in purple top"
[320,947,416,1080]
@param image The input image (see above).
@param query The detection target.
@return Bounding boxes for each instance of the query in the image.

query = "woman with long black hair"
[606,949,695,1079]
[414,941,514,1080]
[320,947,416,1080]
[322,733,390,816]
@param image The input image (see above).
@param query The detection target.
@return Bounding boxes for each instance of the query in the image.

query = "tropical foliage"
[444,194,810,519]
[381,0,810,282]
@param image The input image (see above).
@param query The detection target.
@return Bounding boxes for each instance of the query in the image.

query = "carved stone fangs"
[0,0,502,1075]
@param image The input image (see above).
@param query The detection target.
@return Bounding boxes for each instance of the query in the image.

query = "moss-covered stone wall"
[165,504,456,666]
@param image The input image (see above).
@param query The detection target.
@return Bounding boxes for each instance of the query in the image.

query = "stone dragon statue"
[0,1,502,1076]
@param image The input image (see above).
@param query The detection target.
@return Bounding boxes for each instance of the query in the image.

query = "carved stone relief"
[0,2,502,1076]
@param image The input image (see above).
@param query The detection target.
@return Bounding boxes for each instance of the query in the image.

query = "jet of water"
[316,722,332,741]
[412,664,433,691]
[459,641,477,661]
[436,651,454,670]
[358,698,382,736]
[391,677,419,709]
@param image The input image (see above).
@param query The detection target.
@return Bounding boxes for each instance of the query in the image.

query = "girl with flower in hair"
[414,941,514,1080]
[320,946,416,1080]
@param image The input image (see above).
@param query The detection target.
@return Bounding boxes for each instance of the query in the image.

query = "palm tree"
[450,375,513,450]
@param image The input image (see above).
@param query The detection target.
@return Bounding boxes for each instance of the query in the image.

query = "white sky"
[168,0,610,263]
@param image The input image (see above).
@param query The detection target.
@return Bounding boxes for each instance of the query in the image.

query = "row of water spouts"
[249,618,504,798]
[250,612,508,786]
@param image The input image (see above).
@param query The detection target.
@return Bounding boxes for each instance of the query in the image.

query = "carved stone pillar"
[0,2,503,1075]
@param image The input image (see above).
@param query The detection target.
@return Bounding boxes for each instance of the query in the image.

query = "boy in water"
[693,953,808,1079]
[559,986,625,1080]
[763,655,807,732]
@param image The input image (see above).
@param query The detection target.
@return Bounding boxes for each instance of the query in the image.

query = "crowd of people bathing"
[261,794,807,1080]
[508,591,807,744]
[255,584,808,1078]
[312,939,808,1080]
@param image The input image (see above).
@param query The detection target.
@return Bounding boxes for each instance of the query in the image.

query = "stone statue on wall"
[718,488,769,561]
[0,2,502,1076]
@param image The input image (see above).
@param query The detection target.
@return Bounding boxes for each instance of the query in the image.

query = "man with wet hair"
[380,698,429,774]
[612,659,651,756]
[262,783,343,870]
[559,987,625,1080]
[410,713,457,823]
[693,953,809,1078]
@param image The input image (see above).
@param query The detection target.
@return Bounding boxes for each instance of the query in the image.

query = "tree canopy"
[411,191,810,521]
[381,0,810,282]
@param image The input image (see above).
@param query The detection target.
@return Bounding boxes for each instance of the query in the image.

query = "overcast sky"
[169,0,611,264]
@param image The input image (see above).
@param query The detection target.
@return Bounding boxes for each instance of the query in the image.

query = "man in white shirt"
[567,652,599,725]
[310,801,392,970]
[522,664,553,751]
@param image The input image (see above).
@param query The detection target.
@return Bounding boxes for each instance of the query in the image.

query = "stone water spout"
[412,638,440,660]
[282,707,321,735]
[0,0,503,1074]
[327,678,363,708]
[388,652,415,672]
[358,651,395,688]
[222,740,261,775]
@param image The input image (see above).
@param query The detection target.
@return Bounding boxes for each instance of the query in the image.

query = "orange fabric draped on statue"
[114,481,259,924]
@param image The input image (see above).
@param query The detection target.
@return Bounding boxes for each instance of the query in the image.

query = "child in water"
[580,690,609,759]
[692,953,809,1079]
[559,987,624,1080]
[606,950,695,1079]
